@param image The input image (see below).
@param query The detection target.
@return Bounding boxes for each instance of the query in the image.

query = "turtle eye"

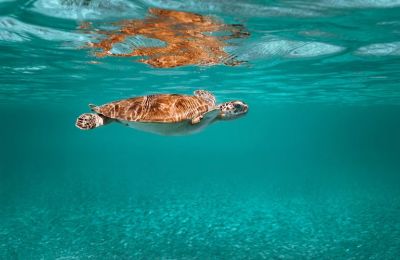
[234,104,242,109]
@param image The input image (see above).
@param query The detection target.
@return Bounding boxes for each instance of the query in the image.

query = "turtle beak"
[237,103,248,114]
[242,103,248,113]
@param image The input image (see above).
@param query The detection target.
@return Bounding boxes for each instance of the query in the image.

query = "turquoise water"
[1,0,400,258]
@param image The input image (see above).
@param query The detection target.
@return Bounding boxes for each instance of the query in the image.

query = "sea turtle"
[75,90,248,135]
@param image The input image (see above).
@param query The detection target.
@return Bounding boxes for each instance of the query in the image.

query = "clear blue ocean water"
[1,0,400,259]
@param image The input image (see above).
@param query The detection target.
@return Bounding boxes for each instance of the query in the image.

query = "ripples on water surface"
[1,0,400,259]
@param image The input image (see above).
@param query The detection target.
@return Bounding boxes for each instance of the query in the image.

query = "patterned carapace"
[92,94,211,123]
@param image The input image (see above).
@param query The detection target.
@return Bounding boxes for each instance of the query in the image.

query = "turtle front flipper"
[194,90,216,107]
[190,109,220,125]
[191,115,203,124]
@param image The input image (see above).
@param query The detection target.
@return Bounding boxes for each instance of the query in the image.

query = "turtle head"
[218,100,248,120]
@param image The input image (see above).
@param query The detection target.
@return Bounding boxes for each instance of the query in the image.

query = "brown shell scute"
[95,94,210,123]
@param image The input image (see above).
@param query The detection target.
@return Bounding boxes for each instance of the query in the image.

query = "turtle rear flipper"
[76,113,108,130]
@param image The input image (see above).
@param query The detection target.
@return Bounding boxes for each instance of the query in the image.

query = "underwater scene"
[1,0,400,259]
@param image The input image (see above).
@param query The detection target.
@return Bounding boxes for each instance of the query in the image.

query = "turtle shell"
[92,94,211,123]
